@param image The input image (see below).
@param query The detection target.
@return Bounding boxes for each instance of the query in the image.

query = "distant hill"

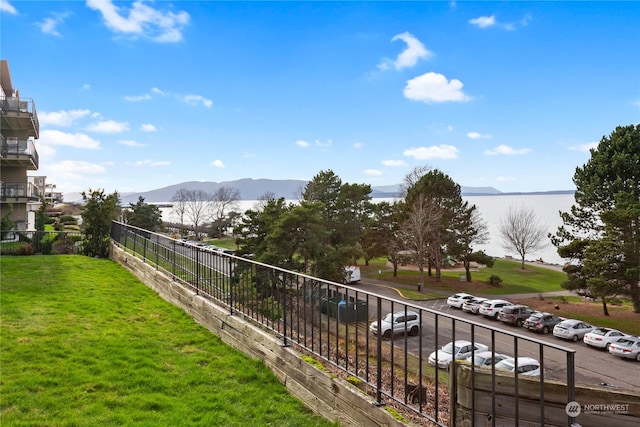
[63,178,571,204]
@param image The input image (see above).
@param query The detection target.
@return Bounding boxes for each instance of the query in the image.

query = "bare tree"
[170,188,190,236]
[209,186,241,238]
[399,165,432,198]
[184,189,212,240]
[401,193,443,291]
[498,205,548,269]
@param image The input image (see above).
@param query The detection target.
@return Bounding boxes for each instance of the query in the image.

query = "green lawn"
[360,257,567,295]
[0,256,334,427]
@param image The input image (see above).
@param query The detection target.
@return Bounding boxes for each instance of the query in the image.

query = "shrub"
[16,243,34,256]
[488,274,503,287]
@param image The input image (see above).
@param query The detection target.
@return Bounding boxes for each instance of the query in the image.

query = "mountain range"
[63,178,573,204]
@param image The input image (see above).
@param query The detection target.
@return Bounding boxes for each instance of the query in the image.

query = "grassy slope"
[0,256,334,427]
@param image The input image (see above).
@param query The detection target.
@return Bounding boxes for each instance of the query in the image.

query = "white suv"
[479,299,513,319]
[369,310,421,338]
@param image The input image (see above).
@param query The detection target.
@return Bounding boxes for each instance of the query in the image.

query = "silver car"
[428,340,489,369]
[553,319,594,342]
[462,297,489,314]
[608,336,640,361]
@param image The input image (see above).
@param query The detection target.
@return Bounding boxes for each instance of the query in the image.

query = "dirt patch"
[515,296,635,320]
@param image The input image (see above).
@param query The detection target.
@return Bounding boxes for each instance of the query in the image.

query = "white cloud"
[39,109,91,127]
[568,142,598,152]
[86,0,190,43]
[183,94,213,108]
[467,131,491,140]
[36,12,71,37]
[135,159,170,167]
[140,123,157,132]
[296,140,310,148]
[0,0,17,14]
[484,144,532,155]
[365,169,383,176]
[50,160,107,176]
[151,87,165,95]
[125,94,151,101]
[379,32,431,71]
[242,152,256,159]
[315,139,332,148]
[469,15,496,29]
[404,72,470,103]
[403,145,459,160]
[382,159,407,167]
[470,14,532,31]
[353,142,364,149]
[118,139,145,147]
[86,120,129,133]
[211,159,225,168]
[40,129,101,149]
[81,83,91,91]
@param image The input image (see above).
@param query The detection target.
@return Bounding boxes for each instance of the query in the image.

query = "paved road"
[356,278,640,393]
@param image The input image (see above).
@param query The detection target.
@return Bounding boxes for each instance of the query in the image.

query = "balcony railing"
[0,96,40,138]
[0,181,41,201]
[0,138,39,169]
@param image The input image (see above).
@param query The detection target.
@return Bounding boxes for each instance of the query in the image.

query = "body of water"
[160,193,576,266]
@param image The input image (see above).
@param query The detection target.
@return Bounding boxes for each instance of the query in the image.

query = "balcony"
[0,136,39,170]
[0,181,41,203]
[0,96,40,138]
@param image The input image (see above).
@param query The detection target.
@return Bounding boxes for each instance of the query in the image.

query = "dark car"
[497,304,535,327]
[523,312,563,334]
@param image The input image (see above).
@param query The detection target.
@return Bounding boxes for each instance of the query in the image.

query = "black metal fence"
[110,221,578,426]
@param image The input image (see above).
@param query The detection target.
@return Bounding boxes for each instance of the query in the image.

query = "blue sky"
[2,1,639,196]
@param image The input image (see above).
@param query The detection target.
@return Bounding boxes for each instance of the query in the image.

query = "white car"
[428,340,489,369]
[465,350,510,367]
[553,319,595,342]
[447,292,475,309]
[608,336,640,361]
[494,357,541,377]
[583,327,628,349]
[369,310,421,338]
[462,297,489,314]
[478,299,513,319]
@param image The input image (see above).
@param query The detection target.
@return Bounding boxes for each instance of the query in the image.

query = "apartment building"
[1,60,40,231]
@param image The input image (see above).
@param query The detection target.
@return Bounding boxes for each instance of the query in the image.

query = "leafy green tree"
[302,170,373,280]
[449,207,489,282]
[404,168,468,282]
[552,124,640,313]
[234,196,290,260]
[81,189,120,258]
[1,205,16,238]
[125,196,163,232]
[35,197,49,231]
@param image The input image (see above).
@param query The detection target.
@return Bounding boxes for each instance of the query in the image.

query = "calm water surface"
[161,193,577,266]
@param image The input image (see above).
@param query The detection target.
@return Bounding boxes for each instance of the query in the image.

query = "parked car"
[497,304,535,327]
[479,299,513,319]
[428,340,489,369]
[494,357,541,377]
[465,350,510,367]
[583,327,629,349]
[447,292,475,309]
[608,336,640,361]
[553,319,595,342]
[462,297,489,314]
[369,310,421,338]
[523,312,563,334]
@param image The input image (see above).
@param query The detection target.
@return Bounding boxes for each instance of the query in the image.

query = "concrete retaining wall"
[110,244,408,427]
